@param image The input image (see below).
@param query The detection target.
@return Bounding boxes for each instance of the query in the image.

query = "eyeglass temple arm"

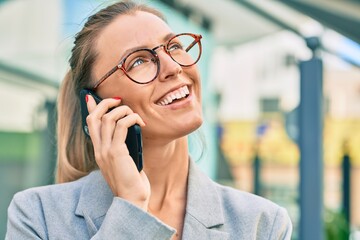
[185,35,202,52]
[93,65,119,89]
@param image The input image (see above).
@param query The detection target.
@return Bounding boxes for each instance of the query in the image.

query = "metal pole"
[299,37,324,240]
[342,141,351,228]
[40,100,57,184]
[253,147,261,196]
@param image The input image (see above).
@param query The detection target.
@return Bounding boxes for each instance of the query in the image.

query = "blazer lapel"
[182,159,229,240]
[75,170,113,238]
[73,160,229,239]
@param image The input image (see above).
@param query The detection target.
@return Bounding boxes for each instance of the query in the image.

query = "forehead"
[96,11,172,56]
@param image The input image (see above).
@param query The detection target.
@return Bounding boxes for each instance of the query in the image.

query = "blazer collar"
[185,159,225,227]
[182,159,228,239]
[75,158,228,239]
[75,170,113,235]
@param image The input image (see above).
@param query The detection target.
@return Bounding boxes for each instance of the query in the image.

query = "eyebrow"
[117,32,176,62]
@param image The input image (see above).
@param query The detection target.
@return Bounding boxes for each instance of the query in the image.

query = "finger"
[101,105,134,149]
[89,97,122,117]
[86,95,101,148]
[86,94,97,113]
[112,113,145,147]
[86,96,121,157]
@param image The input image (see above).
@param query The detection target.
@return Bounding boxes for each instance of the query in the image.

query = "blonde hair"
[56,1,165,183]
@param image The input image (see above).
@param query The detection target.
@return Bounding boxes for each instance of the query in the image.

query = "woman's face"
[92,11,203,141]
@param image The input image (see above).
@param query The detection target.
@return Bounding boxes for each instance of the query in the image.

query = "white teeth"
[181,89,186,96]
[157,86,190,106]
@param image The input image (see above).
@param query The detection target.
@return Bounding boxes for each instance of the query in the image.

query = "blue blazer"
[6,159,292,239]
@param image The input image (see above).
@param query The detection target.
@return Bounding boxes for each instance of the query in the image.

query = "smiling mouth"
[157,85,190,106]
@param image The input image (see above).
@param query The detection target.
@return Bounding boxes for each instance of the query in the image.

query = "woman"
[6,1,292,239]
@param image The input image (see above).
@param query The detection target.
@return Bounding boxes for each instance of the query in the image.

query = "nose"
[154,45,182,81]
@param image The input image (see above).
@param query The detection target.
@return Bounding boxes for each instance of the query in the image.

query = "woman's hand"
[86,95,149,210]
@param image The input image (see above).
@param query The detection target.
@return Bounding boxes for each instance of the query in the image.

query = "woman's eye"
[168,42,183,52]
[127,58,146,71]
[133,58,145,67]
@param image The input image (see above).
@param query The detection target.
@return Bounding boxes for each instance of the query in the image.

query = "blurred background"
[0,0,359,239]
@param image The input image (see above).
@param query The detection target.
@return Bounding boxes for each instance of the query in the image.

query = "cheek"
[188,68,201,98]
[121,94,144,110]
[97,75,143,101]
[121,90,151,116]
[189,65,201,82]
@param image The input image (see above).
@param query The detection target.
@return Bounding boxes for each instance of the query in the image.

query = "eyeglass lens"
[123,34,201,84]
[168,34,200,66]
[123,49,158,83]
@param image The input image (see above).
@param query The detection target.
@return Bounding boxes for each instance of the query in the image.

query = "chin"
[180,114,203,136]
[192,115,203,130]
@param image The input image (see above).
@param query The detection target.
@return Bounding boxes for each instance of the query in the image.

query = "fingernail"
[113,97,121,100]
[85,94,89,103]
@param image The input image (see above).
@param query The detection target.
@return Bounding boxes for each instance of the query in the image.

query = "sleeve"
[5,192,47,240]
[269,207,293,240]
[91,197,176,240]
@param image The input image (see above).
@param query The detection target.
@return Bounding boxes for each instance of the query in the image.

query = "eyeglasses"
[92,33,202,89]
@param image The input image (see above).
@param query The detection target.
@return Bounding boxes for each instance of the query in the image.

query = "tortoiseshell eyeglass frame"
[91,33,203,90]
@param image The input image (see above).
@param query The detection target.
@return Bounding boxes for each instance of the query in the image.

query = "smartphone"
[79,89,143,172]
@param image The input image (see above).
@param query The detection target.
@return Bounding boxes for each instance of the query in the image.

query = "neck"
[142,136,189,210]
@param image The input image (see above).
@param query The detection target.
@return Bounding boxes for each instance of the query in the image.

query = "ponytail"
[56,71,96,183]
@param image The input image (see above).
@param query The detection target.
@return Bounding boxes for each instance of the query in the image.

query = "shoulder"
[9,172,90,220]
[12,173,87,206]
[189,159,291,232]
[216,182,281,214]
[214,182,292,238]
[6,171,105,239]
